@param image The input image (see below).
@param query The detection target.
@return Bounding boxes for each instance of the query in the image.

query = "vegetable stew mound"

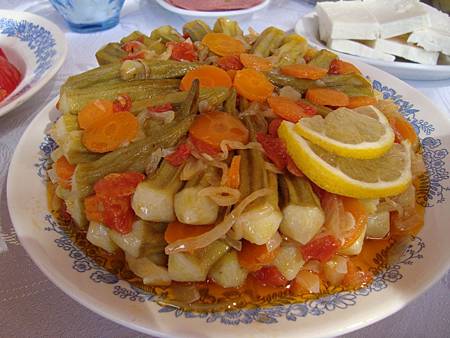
[47,18,428,312]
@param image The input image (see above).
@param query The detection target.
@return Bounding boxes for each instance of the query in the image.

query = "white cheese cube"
[316,1,379,42]
[327,39,395,62]
[420,2,450,34]
[367,38,439,65]
[407,29,450,55]
[364,0,429,39]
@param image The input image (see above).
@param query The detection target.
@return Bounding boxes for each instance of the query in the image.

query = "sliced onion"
[198,100,213,114]
[279,86,302,101]
[198,186,241,206]
[180,158,206,181]
[157,44,173,60]
[379,197,403,215]
[322,193,345,243]
[47,168,59,184]
[264,161,283,174]
[224,236,242,251]
[266,231,282,252]
[165,188,272,254]
[148,110,175,124]
[145,148,163,176]
[295,270,320,294]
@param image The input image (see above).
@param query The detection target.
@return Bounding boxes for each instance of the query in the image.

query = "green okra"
[95,43,127,65]
[322,73,374,97]
[213,17,244,37]
[274,34,308,66]
[183,20,212,41]
[224,87,237,116]
[120,59,198,81]
[71,80,200,199]
[62,63,121,91]
[267,72,316,93]
[307,49,337,69]
[60,79,179,114]
[150,25,183,43]
[134,87,229,115]
[251,26,285,57]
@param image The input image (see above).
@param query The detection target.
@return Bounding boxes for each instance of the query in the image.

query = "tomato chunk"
[94,172,145,198]
[253,266,288,287]
[301,235,340,263]
[113,94,132,112]
[256,133,288,170]
[147,103,173,113]
[165,143,191,166]
[217,55,243,71]
[238,240,277,272]
[168,41,197,62]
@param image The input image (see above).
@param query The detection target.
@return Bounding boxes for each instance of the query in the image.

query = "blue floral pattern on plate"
[36,80,449,325]
[0,15,57,100]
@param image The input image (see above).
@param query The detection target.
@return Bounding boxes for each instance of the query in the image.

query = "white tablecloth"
[1,1,449,337]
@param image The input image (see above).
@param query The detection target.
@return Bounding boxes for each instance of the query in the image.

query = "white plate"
[0,10,67,117]
[155,0,270,22]
[295,14,450,81]
[7,61,450,337]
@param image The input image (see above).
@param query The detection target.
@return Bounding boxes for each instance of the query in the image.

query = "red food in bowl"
[0,48,22,103]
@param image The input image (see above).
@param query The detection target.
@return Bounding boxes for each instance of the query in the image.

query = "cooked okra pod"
[183,20,212,41]
[251,26,285,57]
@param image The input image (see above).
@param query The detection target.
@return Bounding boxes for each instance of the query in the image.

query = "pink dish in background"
[166,0,264,11]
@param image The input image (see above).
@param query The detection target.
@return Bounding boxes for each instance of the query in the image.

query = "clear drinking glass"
[49,0,125,33]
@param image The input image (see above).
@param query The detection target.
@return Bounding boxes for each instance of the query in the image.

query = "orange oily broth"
[47,172,427,311]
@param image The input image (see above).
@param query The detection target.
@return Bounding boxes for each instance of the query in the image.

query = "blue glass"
[49,0,125,33]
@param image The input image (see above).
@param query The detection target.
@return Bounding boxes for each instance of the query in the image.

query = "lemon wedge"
[294,106,394,159]
[278,121,412,199]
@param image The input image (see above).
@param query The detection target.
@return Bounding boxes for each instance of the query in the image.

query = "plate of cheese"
[295,0,450,81]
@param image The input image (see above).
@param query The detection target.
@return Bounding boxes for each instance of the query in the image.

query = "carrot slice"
[55,156,76,189]
[305,87,349,107]
[78,99,114,130]
[267,96,307,122]
[388,115,418,146]
[164,221,215,244]
[233,68,274,102]
[346,95,377,109]
[341,197,368,249]
[238,240,277,272]
[280,64,328,80]
[239,53,272,71]
[225,155,241,189]
[180,65,232,91]
[329,59,361,75]
[189,111,249,150]
[82,111,138,153]
[202,33,245,56]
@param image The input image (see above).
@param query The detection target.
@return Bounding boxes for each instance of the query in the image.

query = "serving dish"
[7,59,450,337]
[155,0,271,23]
[0,10,67,117]
[295,14,450,81]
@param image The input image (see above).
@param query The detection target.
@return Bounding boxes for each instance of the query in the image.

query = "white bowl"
[155,0,271,23]
[7,60,450,337]
[295,13,450,81]
[0,10,67,117]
